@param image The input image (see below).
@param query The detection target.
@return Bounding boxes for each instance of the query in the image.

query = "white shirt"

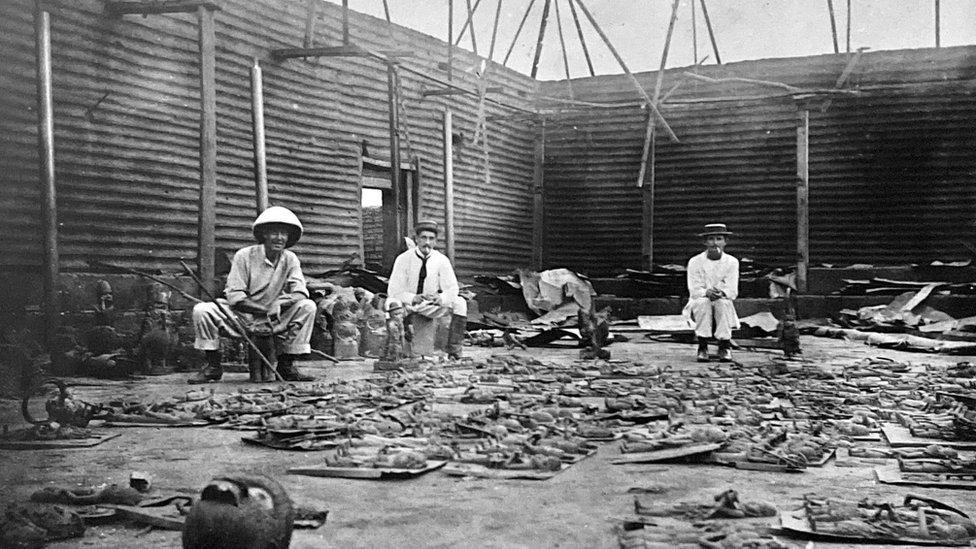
[686,251,739,300]
[387,248,460,308]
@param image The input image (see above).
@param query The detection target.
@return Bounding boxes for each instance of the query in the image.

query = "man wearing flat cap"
[189,206,316,383]
[684,223,740,362]
[387,220,468,359]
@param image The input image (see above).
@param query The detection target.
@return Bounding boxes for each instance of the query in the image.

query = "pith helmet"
[252,206,303,247]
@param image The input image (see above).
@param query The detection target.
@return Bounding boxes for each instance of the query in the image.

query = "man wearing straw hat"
[188,206,316,383]
[684,223,740,362]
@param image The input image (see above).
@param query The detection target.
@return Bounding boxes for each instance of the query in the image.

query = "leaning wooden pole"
[566,0,595,76]
[250,58,269,214]
[197,6,217,296]
[698,0,721,64]
[570,0,676,142]
[442,110,455,263]
[35,3,59,349]
[796,107,810,294]
[826,0,839,53]
[530,0,552,79]
[502,0,538,66]
[638,0,680,188]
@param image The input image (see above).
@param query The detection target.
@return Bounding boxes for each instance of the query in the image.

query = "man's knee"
[294,299,316,316]
[452,297,467,316]
[689,297,711,314]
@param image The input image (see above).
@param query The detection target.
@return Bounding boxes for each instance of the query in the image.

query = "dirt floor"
[1,336,974,548]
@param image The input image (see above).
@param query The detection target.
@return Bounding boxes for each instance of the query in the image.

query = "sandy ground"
[1,335,973,549]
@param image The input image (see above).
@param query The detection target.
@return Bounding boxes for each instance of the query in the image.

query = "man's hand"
[706,288,724,301]
[233,299,269,316]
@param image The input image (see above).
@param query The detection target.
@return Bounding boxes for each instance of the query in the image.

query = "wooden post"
[412,155,423,229]
[934,0,940,48]
[35,4,59,349]
[641,185,654,271]
[250,59,269,214]
[530,0,552,79]
[442,110,455,263]
[796,108,810,294]
[197,5,217,295]
[387,63,403,253]
[845,0,851,53]
[447,0,453,80]
[342,0,349,45]
[532,119,545,269]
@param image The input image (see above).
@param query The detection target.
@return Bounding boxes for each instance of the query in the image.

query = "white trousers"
[406,296,467,319]
[686,297,740,341]
[192,298,316,354]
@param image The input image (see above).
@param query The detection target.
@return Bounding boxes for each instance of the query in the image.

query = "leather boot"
[277,354,314,382]
[717,340,733,362]
[188,351,223,384]
[446,314,467,360]
[696,340,710,363]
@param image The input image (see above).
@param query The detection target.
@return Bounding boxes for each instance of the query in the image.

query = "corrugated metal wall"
[540,47,976,275]
[0,0,537,277]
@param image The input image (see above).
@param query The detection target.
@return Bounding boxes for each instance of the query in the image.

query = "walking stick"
[178,260,284,382]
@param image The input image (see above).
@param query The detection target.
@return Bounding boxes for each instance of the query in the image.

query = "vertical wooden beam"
[442,110,455,263]
[826,0,839,53]
[845,0,851,53]
[532,119,545,269]
[530,0,552,79]
[447,0,453,80]
[690,0,698,64]
[197,6,217,295]
[303,0,317,49]
[250,59,268,214]
[341,0,350,45]
[356,154,365,271]
[35,3,59,349]
[382,0,391,23]
[387,63,402,252]
[412,155,423,228]
[934,0,941,47]
[796,108,810,294]
[641,183,654,271]
[698,0,721,64]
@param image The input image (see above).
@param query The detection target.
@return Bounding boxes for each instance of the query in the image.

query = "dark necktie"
[416,252,428,295]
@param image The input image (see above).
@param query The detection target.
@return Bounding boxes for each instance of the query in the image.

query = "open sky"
[329,0,976,80]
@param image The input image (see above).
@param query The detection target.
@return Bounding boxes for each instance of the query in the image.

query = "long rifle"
[90,261,202,304]
[178,260,284,382]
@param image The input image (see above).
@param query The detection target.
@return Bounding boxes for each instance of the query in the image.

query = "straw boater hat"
[697,223,734,237]
[252,206,303,248]
[415,220,439,235]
